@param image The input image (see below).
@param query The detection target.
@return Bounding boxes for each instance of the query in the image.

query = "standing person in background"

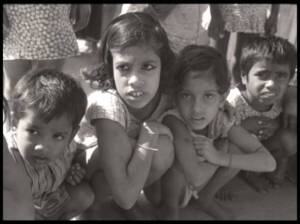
[3,4,91,100]
[120,4,211,54]
[208,4,279,88]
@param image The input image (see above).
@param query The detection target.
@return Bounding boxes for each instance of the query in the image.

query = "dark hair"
[11,69,87,128]
[82,12,176,94]
[174,45,230,95]
[240,35,297,80]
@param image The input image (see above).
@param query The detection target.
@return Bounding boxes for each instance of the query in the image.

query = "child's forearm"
[213,146,276,172]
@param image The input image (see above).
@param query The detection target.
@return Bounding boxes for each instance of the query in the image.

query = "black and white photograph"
[3,3,297,220]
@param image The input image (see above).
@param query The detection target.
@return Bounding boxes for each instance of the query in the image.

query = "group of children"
[3,11,297,220]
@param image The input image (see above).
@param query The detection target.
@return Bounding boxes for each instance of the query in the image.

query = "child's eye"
[116,64,130,72]
[53,134,65,141]
[277,72,289,80]
[142,64,156,71]
[27,129,38,135]
[256,71,269,80]
[204,93,217,102]
[180,92,192,99]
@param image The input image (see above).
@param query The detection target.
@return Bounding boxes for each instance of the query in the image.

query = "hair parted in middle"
[174,45,230,95]
[81,12,176,94]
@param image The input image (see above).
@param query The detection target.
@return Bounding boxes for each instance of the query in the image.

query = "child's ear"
[69,125,80,143]
[219,90,229,108]
[241,72,247,86]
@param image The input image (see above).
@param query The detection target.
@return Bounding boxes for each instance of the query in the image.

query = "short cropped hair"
[175,45,230,94]
[240,35,297,80]
[11,69,87,128]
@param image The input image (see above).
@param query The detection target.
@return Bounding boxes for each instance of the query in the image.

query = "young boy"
[227,35,297,192]
[5,69,94,220]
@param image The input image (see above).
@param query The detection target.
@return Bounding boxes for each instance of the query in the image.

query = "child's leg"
[3,59,32,100]
[80,147,113,220]
[194,143,240,220]
[264,128,297,187]
[144,134,175,186]
[146,161,188,220]
[61,181,94,220]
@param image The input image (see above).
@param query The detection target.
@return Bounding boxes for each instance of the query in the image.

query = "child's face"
[14,108,75,168]
[242,59,290,110]
[111,45,161,109]
[176,69,226,132]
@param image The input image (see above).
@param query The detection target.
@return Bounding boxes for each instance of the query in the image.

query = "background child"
[5,69,94,220]
[3,98,35,220]
[76,12,176,219]
[208,4,279,87]
[227,35,297,193]
[3,4,91,100]
[157,45,276,220]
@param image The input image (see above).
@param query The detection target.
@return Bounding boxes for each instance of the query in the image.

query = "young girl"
[3,4,91,100]
[76,12,176,219]
[157,45,276,220]
[227,35,297,193]
[5,69,94,220]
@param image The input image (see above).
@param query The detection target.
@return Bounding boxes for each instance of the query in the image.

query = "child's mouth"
[128,90,144,98]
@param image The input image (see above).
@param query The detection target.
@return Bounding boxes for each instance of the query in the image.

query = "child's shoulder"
[88,89,124,107]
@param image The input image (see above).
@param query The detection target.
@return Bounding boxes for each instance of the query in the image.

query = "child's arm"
[265,4,279,35]
[3,136,34,220]
[162,115,217,187]
[92,118,160,209]
[196,126,276,172]
[70,4,91,32]
[208,4,225,39]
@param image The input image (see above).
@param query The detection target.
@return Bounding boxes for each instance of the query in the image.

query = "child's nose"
[265,79,277,89]
[193,99,205,114]
[128,72,144,87]
[34,144,49,152]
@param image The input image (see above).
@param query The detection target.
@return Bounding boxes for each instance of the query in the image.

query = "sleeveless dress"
[3,4,79,60]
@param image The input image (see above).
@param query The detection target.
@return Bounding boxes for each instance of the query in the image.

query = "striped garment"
[7,132,77,218]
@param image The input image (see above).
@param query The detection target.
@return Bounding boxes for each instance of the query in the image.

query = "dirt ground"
[62,50,297,221]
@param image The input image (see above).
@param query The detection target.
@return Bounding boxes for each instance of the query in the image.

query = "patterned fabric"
[227,87,282,126]
[6,131,77,218]
[121,4,210,53]
[3,4,79,60]
[75,89,173,149]
[218,4,270,33]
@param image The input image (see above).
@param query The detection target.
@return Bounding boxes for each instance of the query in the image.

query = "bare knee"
[68,182,95,212]
[152,135,174,174]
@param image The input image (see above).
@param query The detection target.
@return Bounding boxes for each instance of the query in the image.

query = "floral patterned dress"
[218,4,271,33]
[3,4,79,60]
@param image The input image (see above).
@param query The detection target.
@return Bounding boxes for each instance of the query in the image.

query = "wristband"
[137,143,159,152]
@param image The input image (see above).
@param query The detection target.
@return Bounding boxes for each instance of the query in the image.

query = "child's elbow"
[114,189,136,210]
[266,155,277,172]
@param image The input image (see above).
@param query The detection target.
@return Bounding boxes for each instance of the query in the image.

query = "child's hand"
[282,86,297,131]
[66,163,86,186]
[193,135,219,164]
